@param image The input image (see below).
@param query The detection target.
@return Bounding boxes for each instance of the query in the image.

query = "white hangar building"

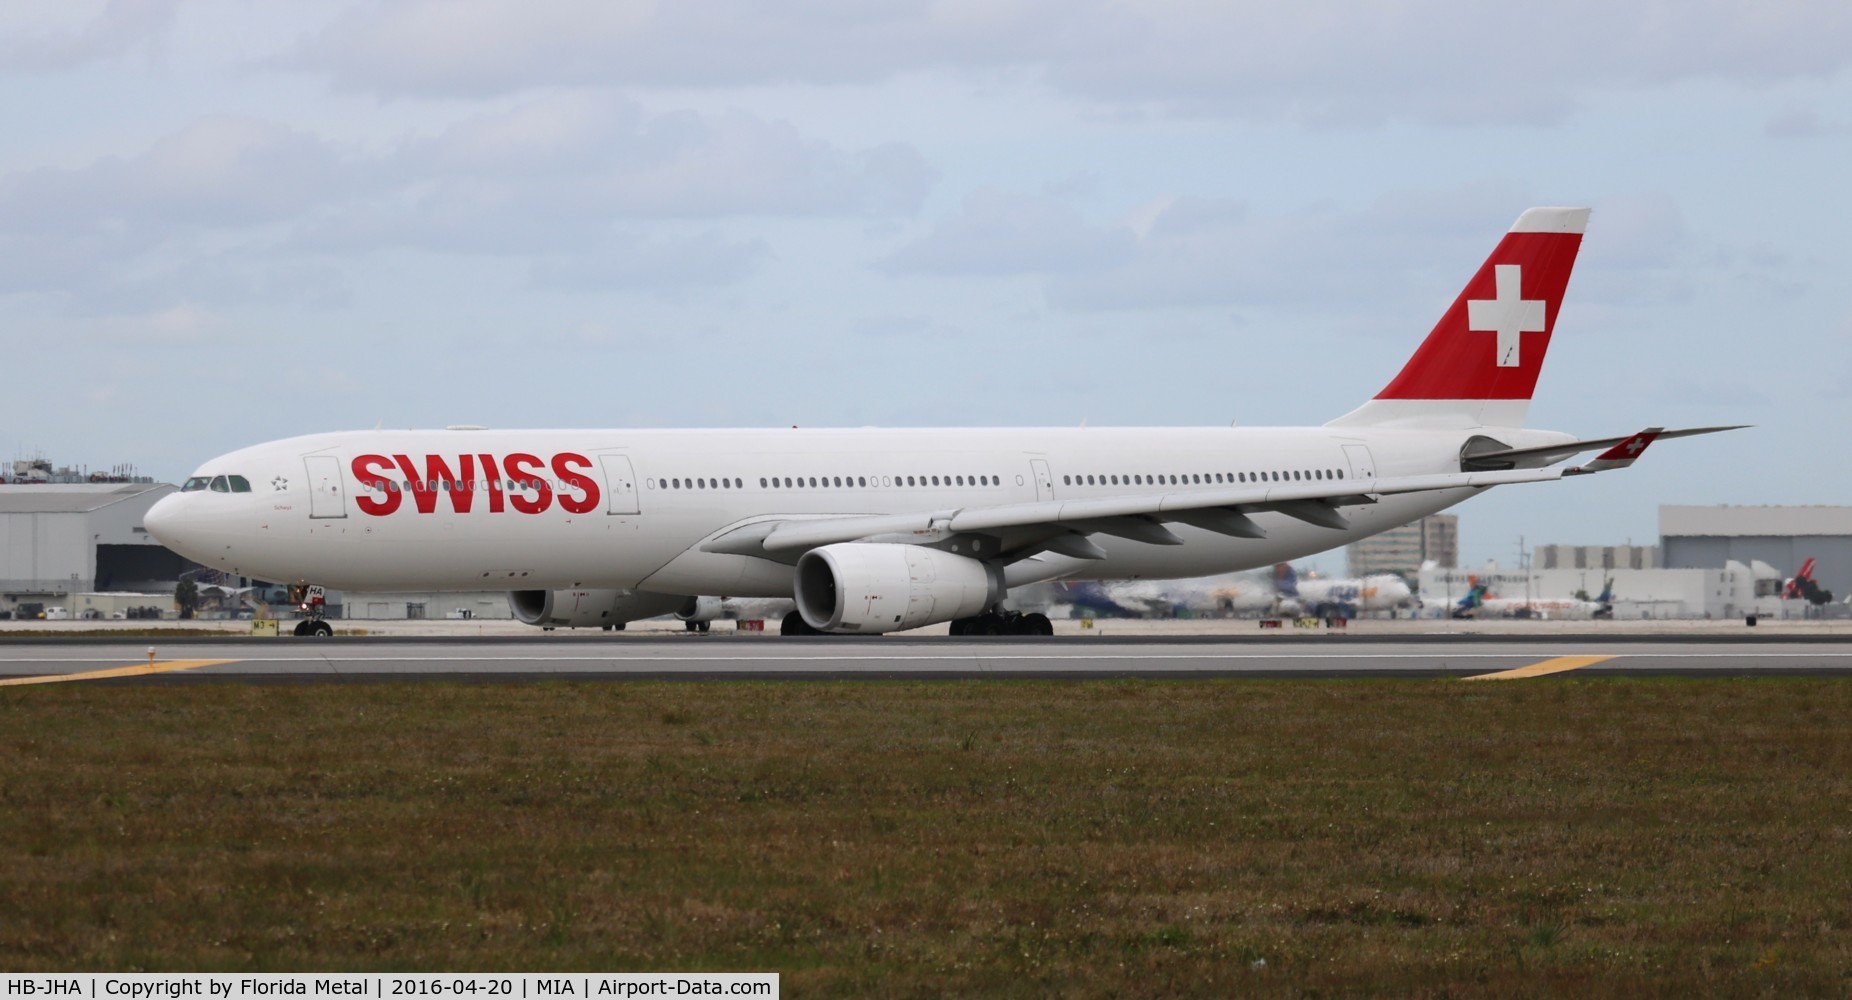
[0,483,185,616]
[1661,505,1852,601]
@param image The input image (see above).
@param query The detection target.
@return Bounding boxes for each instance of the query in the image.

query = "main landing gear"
[949,611,1053,637]
[781,610,818,636]
[292,618,333,637]
[779,609,1055,637]
[684,620,711,632]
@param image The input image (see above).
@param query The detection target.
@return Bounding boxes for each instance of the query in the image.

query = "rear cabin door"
[598,454,641,515]
[304,455,347,518]
[1030,459,1054,501]
[1341,444,1377,481]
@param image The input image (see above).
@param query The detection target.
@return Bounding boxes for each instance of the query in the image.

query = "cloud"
[0,115,345,234]
[0,0,180,73]
[1764,108,1852,138]
[278,0,1098,96]
[280,1,1852,126]
[881,189,1133,276]
[0,96,929,306]
[528,230,772,291]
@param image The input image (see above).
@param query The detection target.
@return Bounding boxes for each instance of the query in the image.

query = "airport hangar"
[0,482,186,618]
[1660,505,1852,599]
[1415,505,1852,620]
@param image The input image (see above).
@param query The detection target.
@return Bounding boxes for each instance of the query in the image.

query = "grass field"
[4,678,1852,996]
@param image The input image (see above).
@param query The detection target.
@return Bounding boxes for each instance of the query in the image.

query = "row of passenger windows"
[649,474,1003,490]
[1062,468,1347,487]
[181,475,252,493]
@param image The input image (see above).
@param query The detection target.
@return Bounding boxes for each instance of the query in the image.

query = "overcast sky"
[5,0,1849,570]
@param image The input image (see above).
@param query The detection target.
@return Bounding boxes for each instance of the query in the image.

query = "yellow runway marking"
[1464,654,1614,681]
[0,659,240,687]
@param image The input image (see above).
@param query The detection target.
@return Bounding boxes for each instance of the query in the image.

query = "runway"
[2,633,1849,683]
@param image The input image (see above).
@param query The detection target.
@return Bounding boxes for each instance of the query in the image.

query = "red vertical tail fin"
[1328,207,1589,429]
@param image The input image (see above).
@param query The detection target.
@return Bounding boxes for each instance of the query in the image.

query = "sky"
[4,0,1850,571]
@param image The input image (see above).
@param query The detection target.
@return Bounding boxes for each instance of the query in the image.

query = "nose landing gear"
[287,584,335,637]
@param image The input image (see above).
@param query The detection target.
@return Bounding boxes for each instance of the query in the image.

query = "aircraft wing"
[704,465,1581,561]
[1464,424,1746,468]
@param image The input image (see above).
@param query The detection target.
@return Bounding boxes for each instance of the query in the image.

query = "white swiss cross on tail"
[1467,264,1545,368]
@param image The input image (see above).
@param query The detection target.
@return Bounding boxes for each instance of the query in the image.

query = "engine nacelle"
[676,596,726,623]
[508,589,686,628]
[795,543,1003,634]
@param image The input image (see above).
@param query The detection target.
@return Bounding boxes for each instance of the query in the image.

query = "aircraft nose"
[143,493,190,551]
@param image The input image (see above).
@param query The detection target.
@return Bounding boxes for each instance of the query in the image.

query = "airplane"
[1035,568,1279,619]
[1447,581,1493,619]
[1448,577,1615,619]
[143,206,1743,638]
[1271,563,1414,619]
[1781,558,1835,605]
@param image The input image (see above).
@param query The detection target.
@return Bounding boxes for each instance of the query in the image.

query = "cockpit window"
[227,475,252,493]
[209,476,230,493]
[181,477,211,492]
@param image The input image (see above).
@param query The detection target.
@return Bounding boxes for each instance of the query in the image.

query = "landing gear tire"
[684,620,711,633]
[294,619,334,637]
[781,610,816,637]
[957,611,1053,638]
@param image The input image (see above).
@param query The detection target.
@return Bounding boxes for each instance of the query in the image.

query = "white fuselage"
[146,423,1570,597]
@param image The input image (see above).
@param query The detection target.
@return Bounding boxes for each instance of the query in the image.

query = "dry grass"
[4,679,1852,996]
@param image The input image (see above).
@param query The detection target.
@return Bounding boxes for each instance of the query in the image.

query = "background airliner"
[1445,578,1616,619]
[145,207,1738,636]
[1042,563,1412,620]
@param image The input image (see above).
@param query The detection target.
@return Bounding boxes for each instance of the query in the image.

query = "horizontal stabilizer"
[1465,425,1746,468]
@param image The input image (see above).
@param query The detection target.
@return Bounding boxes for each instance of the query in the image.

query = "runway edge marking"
[1463,654,1615,682]
[0,659,241,687]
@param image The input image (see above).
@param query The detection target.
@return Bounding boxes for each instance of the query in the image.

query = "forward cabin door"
[304,455,347,519]
[1030,459,1055,501]
[1341,444,1377,480]
[598,454,640,515]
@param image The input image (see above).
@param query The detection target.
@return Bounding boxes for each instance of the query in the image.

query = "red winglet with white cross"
[1570,427,1664,473]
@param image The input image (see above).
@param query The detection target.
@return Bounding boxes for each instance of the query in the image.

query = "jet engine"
[794,543,1004,634]
[508,589,686,628]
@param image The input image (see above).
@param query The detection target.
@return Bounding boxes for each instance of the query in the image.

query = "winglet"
[1568,427,1662,473]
